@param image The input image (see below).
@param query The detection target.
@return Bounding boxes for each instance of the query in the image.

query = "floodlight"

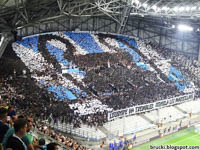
[179,7,185,12]
[178,24,193,32]
[172,25,176,29]
[152,5,157,10]
[143,3,147,8]
[162,7,169,11]
[191,6,196,11]
[173,7,178,12]
[185,7,190,11]
[134,0,140,5]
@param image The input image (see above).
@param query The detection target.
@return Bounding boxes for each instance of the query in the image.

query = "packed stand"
[0,51,90,149]
[1,31,196,132]
[150,43,200,96]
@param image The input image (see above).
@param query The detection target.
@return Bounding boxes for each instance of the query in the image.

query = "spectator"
[6,118,27,150]
[7,106,17,120]
[1,32,198,150]
[0,107,9,143]
[38,138,47,150]
[46,143,59,150]
[2,115,25,148]
[22,118,35,150]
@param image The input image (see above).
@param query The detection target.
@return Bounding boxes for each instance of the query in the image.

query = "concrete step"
[139,114,154,124]
[174,105,187,114]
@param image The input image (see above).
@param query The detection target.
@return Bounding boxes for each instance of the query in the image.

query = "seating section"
[46,42,70,66]
[92,35,116,53]
[105,36,151,71]
[46,40,86,77]
[117,40,140,62]
[158,107,186,123]
[65,32,104,54]
[178,100,200,113]
[104,115,155,136]
[49,121,106,140]
[136,39,193,92]
[153,44,199,94]
[9,32,198,142]
[144,106,186,124]
[107,34,190,89]
[117,35,138,49]
[16,36,39,52]
[13,42,85,101]
[12,32,196,110]
[48,85,77,100]
[0,76,85,150]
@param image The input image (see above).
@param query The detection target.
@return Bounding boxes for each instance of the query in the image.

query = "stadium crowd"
[10,32,195,127]
[0,102,90,150]
[0,105,60,150]
[0,32,198,150]
[152,43,200,93]
[0,58,90,149]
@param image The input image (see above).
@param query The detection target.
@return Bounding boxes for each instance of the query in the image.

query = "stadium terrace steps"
[98,126,116,138]
[178,100,200,114]
[139,114,154,124]
[50,121,106,140]
[174,105,188,114]
[104,115,155,137]
[143,106,187,124]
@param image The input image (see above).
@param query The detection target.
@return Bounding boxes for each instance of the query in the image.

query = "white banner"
[108,93,195,121]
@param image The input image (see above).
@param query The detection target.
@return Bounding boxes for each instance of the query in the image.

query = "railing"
[0,33,13,58]
[48,122,106,141]
[0,35,7,57]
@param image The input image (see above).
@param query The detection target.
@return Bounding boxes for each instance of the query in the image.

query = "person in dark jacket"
[0,107,9,143]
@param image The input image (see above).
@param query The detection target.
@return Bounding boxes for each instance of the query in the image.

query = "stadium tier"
[1,31,200,150]
[10,32,197,121]
[2,0,200,149]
